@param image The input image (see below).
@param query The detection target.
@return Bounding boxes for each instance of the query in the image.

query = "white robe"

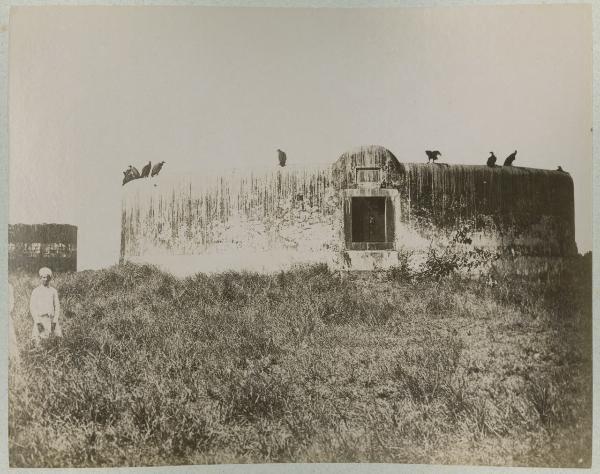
[29,285,62,341]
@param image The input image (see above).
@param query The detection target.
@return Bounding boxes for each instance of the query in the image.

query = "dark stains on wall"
[396,164,576,256]
[121,166,337,259]
[121,145,578,273]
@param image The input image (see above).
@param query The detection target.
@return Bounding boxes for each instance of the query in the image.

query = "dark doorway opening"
[351,197,386,242]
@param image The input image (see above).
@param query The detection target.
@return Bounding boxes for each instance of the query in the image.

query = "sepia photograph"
[6,3,593,469]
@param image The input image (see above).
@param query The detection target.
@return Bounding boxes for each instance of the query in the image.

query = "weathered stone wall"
[333,146,576,258]
[121,165,340,274]
[393,163,576,256]
[121,146,577,275]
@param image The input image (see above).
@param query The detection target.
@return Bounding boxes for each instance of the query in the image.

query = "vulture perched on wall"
[151,161,166,177]
[504,151,517,166]
[277,149,287,167]
[425,150,441,163]
[141,161,151,178]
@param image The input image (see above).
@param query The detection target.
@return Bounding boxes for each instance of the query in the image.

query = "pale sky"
[9,5,592,270]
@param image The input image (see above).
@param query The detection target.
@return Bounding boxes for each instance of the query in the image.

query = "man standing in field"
[29,267,62,343]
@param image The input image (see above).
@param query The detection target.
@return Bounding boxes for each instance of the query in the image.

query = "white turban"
[38,267,53,277]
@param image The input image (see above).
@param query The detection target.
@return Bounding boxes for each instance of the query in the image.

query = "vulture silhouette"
[425,150,442,163]
[277,149,287,167]
[122,165,139,185]
[503,151,517,166]
[141,161,151,178]
[487,152,497,167]
[151,161,166,177]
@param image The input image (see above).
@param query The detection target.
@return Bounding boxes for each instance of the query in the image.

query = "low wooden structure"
[8,224,78,273]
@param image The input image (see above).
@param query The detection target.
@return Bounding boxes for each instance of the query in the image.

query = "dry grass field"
[8,254,592,468]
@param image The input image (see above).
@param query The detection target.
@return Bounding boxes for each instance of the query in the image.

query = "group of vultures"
[123,149,565,186]
[122,161,166,185]
[426,149,565,172]
[426,150,518,167]
[122,149,287,186]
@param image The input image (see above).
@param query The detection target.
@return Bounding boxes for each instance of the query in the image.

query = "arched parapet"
[332,145,401,190]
